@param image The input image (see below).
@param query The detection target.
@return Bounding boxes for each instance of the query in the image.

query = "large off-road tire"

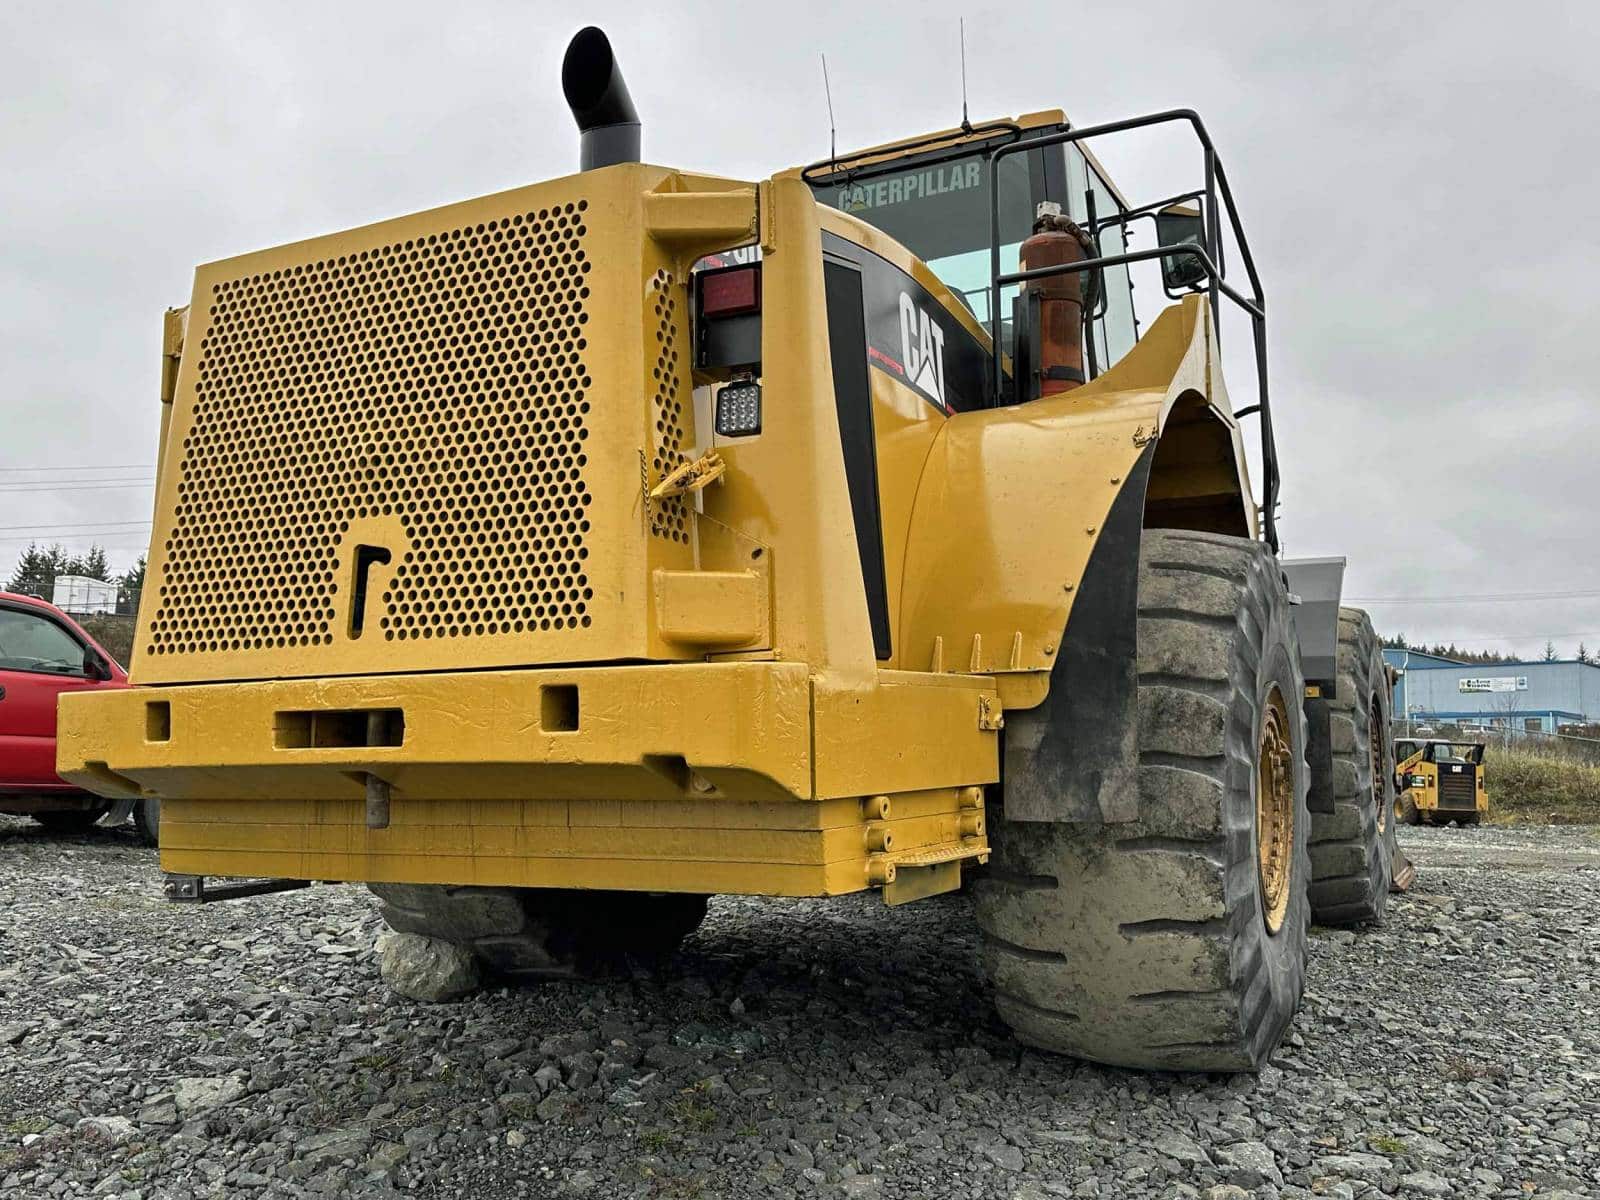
[976,529,1311,1072]
[1307,609,1397,925]
[368,885,708,980]
[31,803,112,832]
[1397,792,1420,826]
[133,797,161,847]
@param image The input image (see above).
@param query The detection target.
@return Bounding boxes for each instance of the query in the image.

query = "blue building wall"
[1383,653,1600,731]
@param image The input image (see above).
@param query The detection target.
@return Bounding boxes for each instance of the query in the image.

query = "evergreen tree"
[69,545,111,581]
[118,554,147,615]
[1579,643,1591,665]
[6,544,41,595]
[5,543,65,597]
[1542,640,1558,662]
[121,554,145,594]
[3,542,114,600]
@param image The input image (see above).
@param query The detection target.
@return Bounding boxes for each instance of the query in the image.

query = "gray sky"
[3,0,1597,658]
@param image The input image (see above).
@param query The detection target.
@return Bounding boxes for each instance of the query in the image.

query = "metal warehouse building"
[1382,649,1600,732]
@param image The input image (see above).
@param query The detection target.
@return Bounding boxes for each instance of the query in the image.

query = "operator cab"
[1403,739,1485,766]
[803,113,1138,380]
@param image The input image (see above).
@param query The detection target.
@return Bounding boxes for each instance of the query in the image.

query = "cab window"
[809,132,1140,378]
[813,147,1036,330]
[1086,164,1137,368]
[0,607,87,675]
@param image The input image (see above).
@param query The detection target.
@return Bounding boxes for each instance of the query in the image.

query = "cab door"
[0,602,106,792]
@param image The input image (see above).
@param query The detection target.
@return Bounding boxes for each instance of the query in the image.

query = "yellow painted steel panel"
[134,165,758,685]
[896,297,1253,695]
[812,674,998,799]
[58,663,814,803]
[155,784,985,898]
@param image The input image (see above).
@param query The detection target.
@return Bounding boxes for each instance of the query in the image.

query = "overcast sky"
[3,0,1596,659]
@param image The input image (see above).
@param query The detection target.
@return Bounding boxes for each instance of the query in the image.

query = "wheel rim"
[1256,684,1295,935]
[1370,697,1388,834]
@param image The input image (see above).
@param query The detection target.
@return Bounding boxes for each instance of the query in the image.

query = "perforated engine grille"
[648,269,692,543]
[150,201,595,656]
[1438,770,1477,809]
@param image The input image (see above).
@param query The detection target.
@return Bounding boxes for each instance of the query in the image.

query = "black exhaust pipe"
[562,26,640,171]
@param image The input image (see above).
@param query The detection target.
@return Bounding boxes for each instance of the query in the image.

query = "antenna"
[821,53,838,168]
[959,18,971,132]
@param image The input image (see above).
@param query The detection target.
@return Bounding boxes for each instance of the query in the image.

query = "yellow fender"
[898,295,1256,821]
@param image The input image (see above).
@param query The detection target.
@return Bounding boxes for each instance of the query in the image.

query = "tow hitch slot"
[274,708,405,749]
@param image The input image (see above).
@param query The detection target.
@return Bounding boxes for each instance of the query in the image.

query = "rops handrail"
[985,109,1278,549]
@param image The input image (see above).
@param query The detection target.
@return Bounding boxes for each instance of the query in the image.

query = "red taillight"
[700,266,760,317]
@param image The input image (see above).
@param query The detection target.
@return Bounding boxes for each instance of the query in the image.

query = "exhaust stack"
[562,26,640,170]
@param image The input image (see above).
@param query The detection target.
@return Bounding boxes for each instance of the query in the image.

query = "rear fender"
[898,295,1257,822]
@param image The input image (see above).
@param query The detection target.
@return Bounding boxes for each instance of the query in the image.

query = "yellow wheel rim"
[1256,685,1295,935]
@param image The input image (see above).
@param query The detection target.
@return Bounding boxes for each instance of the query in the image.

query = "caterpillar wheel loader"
[57,28,1398,1071]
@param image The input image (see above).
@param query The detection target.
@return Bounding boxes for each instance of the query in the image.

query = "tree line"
[4,543,145,610]
[1382,633,1592,665]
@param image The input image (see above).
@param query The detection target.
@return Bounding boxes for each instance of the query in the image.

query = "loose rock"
[374,929,481,1001]
[1,816,1596,1198]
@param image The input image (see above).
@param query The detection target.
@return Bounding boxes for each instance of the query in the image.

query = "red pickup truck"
[0,591,143,835]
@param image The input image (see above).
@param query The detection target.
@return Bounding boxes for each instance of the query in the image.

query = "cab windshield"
[808,134,1138,374]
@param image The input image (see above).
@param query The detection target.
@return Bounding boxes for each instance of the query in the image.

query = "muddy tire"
[133,797,161,847]
[976,529,1310,1072]
[1397,792,1420,826]
[369,885,708,980]
[31,804,111,832]
[1307,609,1397,925]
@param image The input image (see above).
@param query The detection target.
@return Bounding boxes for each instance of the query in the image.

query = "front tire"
[1307,609,1397,925]
[31,804,111,832]
[133,797,161,847]
[976,529,1310,1072]
[369,885,708,982]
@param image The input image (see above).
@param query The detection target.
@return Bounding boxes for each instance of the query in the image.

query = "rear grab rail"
[986,109,1278,552]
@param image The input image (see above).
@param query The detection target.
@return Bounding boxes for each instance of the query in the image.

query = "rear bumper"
[1417,793,1488,815]
[57,663,996,897]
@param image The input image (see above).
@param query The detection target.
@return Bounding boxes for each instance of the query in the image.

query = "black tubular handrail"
[986,108,1278,550]
[997,245,1260,318]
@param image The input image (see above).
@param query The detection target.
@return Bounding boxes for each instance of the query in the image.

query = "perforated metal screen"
[143,195,619,677]
[648,268,692,544]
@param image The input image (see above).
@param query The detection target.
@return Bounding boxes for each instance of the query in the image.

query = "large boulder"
[375,931,481,1002]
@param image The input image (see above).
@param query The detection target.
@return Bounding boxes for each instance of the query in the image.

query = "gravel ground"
[2,816,1597,1200]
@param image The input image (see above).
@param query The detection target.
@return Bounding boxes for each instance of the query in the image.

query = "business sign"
[1458,676,1528,694]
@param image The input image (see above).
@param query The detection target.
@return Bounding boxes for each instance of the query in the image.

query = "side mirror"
[82,648,112,681]
[1156,204,1209,291]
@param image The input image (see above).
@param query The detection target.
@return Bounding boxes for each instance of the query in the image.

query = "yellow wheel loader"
[1395,738,1489,826]
[57,28,1394,1071]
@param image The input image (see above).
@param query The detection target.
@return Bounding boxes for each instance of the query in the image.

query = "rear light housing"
[700,265,760,317]
[695,263,762,370]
